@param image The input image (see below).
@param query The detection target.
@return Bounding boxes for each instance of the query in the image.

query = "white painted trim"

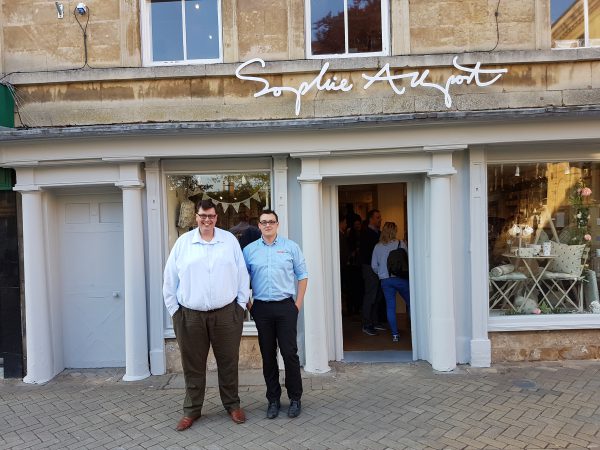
[469,146,491,367]
[305,0,390,59]
[141,0,223,66]
[488,314,600,331]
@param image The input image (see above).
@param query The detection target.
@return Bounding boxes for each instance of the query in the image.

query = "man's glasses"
[197,214,217,221]
[259,220,278,226]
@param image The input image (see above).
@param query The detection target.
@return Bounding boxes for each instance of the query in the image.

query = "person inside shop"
[360,209,386,335]
[229,210,250,239]
[239,216,261,249]
[339,213,352,313]
[163,199,250,431]
[345,216,364,315]
[371,222,410,342]
[243,209,308,420]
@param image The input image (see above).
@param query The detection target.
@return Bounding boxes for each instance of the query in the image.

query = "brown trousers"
[172,301,245,418]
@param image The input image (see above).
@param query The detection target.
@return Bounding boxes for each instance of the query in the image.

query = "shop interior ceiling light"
[76,3,87,15]
[515,165,520,177]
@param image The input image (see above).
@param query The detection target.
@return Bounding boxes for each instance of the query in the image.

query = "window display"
[165,172,271,324]
[488,162,600,315]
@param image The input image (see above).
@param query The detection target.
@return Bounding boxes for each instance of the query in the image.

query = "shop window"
[166,172,271,323]
[145,0,222,65]
[551,0,600,49]
[306,0,389,58]
[488,162,600,316]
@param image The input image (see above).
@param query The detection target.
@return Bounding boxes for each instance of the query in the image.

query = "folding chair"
[489,272,528,311]
[539,244,589,312]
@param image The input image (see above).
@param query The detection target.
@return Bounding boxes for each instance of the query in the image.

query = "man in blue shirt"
[243,209,308,419]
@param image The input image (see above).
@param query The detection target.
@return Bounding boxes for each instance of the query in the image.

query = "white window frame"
[551,0,599,49]
[484,155,600,331]
[140,0,223,66]
[305,0,390,59]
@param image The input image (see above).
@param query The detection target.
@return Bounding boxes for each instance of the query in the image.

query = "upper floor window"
[551,0,599,48]
[147,0,222,65]
[306,0,389,58]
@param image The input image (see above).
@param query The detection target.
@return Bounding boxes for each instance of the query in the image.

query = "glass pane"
[551,0,584,48]
[347,0,382,53]
[487,162,600,315]
[311,0,345,55]
[590,0,600,45]
[185,0,220,60]
[151,0,184,61]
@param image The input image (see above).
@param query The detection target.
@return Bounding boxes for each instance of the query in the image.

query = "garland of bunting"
[196,185,269,213]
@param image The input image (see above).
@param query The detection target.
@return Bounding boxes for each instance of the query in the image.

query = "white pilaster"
[118,177,150,381]
[469,147,491,367]
[273,156,289,238]
[425,148,459,372]
[19,188,56,383]
[298,158,330,373]
[144,160,166,375]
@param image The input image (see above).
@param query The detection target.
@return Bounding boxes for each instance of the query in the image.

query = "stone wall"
[11,58,600,127]
[490,330,600,362]
[165,336,263,373]
[1,0,544,74]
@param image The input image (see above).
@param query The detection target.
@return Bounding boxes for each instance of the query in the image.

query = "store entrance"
[338,183,412,360]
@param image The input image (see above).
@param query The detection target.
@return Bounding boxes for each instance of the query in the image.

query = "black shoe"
[266,401,280,419]
[373,323,387,331]
[288,400,301,418]
[362,325,377,336]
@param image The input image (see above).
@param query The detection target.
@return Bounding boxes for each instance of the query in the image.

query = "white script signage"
[235,57,508,116]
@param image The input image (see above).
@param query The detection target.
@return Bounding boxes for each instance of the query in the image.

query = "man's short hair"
[366,209,380,221]
[259,209,279,222]
[197,199,216,212]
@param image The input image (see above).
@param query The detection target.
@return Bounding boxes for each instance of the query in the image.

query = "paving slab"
[1,361,600,449]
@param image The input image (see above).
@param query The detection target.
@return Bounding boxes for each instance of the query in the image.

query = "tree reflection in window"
[311,0,383,55]
[167,172,271,245]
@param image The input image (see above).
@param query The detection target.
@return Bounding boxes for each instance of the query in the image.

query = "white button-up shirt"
[163,227,250,317]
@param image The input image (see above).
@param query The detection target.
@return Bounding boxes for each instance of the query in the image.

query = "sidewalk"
[1,360,599,449]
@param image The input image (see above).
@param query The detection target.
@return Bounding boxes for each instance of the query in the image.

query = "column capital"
[116,181,145,190]
[427,168,457,178]
[13,185,42,193]
[297,175,322,183]
[423,144,467,153]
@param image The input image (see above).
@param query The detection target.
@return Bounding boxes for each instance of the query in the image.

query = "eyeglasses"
[197,214,217,221]
[259,220,278,226]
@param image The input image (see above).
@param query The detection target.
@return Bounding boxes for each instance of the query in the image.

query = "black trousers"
[251,298,303,403]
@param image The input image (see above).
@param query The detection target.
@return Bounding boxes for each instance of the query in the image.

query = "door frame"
[323,174,425,362]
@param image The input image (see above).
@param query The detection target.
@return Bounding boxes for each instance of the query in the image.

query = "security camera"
[55,2,64,19]
[75,3,87,15]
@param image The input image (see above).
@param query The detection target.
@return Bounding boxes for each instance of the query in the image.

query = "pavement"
[1,360,600,450]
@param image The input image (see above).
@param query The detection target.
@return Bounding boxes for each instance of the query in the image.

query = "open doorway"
[338,183,412,360]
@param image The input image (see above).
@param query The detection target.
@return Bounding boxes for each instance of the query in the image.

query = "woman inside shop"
[371,222,410,342]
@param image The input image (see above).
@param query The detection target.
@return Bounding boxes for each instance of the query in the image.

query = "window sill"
[7,48,600,86]
[164,321,258,339]
[488,314,600,332]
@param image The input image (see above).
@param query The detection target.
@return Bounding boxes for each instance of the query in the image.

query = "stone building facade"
[0,0,599,382]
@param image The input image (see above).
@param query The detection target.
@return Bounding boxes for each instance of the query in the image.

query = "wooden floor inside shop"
[342,312,412,351]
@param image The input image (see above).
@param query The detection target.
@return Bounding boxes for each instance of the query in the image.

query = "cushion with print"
[547,242,586,276]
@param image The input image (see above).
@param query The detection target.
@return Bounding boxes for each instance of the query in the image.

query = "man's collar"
[192,227,223,243]
[261,234,279,246]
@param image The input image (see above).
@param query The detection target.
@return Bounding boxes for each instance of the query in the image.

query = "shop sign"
[235,57,507,116]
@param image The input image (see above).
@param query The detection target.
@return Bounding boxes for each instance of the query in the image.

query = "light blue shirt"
[243,235,308,301]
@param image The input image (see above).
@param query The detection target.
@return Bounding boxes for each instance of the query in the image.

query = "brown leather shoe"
[176,415,199,431]
[228,408,246,424]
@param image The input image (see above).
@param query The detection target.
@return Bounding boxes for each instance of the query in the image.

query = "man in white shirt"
[163,200,250,431]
